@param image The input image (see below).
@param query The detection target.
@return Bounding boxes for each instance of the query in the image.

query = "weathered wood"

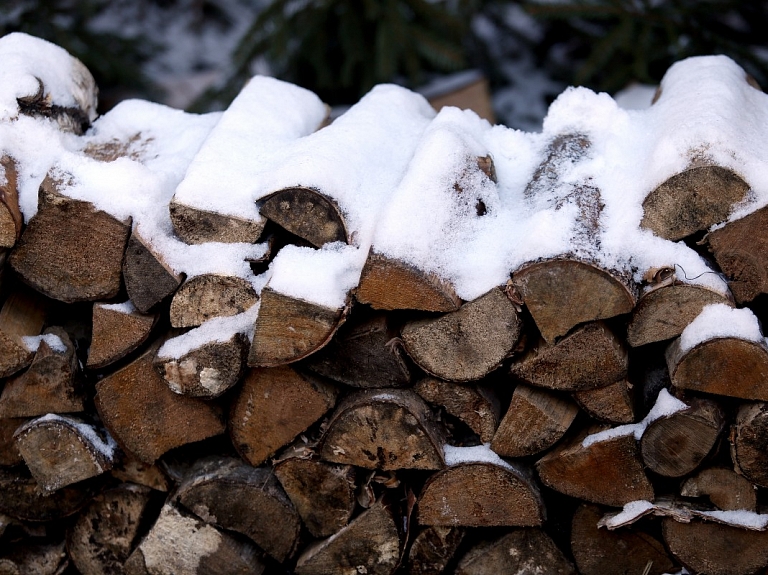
[407,526,464,575]
[294,499,400,575]
[122,231,182,313]
[417,462,545,527]
[0,287,48,377]
[0,417,25,466]
[248,286,346,366]
[415,378,500,443]
[169,199,265,245]
[0,540,68,575]
[95,345,225,464]
[401,287,522,382]
[510,321,628,391]
[87,302,157,370]
[681,468,757,511]
[511,260,635,343]
[491,383,579,457]
[640,397,725,477]
[320,389,446,471]
[732,402,768,488]
[260,187,347,248]
[573,379,635,424]
[175,456,300,562]
[641,164,750,241]
[9,176,131,302]
[110,454,170,492]
[0,156,22,249]
[455,528,575,575]
[356,252,461,312]
[230,365,338,466]
[169,274,258,328]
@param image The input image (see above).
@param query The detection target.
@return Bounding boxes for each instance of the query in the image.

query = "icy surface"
[679,303,765,353]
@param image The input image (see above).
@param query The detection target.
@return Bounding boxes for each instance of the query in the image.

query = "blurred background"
[2,0,768,131]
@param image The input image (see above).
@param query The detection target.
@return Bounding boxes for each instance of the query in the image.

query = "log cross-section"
[260,187,348,248]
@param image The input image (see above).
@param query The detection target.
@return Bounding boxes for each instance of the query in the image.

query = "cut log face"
[0,156,22,249]
[320,389,446,471]
[0,466,96,522]
[511,260,635,343]
[356,252,461,312]
[123,232,182,313]
[260,187,347,248]
[455,528,575,575]
[169,274,258,328]
[667,336,768,400]
[510,321,628,391]
[536,427,654,507]
[87,302,157,370]
[0,417,25,466]
[573,379,635,424]
[274,456,357,538]
[627,283,733,346]
[571,504,677,575]
[401,287,522,382]
[640,397,725,477]
[407,526,464,575]
[417,462,545,527]
[110,454,171,492]
[732,402,768,488]
[641,164,750,241]
[294,499,400,575]
[248,287,346,367]
[491,384,579,458]
[175,456,301,562]
[0,287,48,378]
[229,366,338,466]
[94,345,225,464]
[681,468,757,512]
[169,199,265,245]
[0,540,69,575]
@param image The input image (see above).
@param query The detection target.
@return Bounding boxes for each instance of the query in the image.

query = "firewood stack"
[4,32,768,575]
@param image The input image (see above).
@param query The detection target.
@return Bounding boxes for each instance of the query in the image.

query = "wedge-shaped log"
[260,188,347,248]
[418,461,545,527]
[294,499,400,575]
[320,389,445,471]
[573,379,634,424]
[123,231,182,313]
[0,287,48,377]
[491,384,579,457]
[641,164,750,241]
[170,274,258,328]
[110,454,170,493]
[0,156,22,249]
[732,402,768,488]
[87,302,157,370]
[95,345,225,464]
[510,322,627,391]
[681,468,757,512]
[0,417,24,466]
[0,540,68,575]
[401,287,522,382]
[230,366,338,466]
[0,466,96,522]
[175,456,300,562]
[169,200,266,245]
[407,526,464,575]
[511,260,635,343]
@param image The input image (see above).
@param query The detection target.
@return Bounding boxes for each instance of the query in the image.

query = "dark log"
[0,417,25,466]
[110,455,170,493]
[732,402,768,488]
[122,231,182,313]
[0,540,68,575]
[260,187,347,248]
[87,302,157,370]
[169,274,257,328]
[0,287,48,378]
[680,468,757,511]
[407,526,464,575]
[0,156,22,249]
[169,199,265,245]
[573,379,635,424]
[0,466,97,522]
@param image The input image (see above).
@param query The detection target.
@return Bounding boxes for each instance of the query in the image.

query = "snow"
[679,303,765,353]
[21,333,67,354]
[444,443,519,474]
[603,499,768,531]
[28,413,118,462]
[613,83,657,111]
[98,300,137,315]
[700,509,768,530]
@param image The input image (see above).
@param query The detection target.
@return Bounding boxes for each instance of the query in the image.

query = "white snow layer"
[444,443,517,473]
[21,333,67,354]
[678,303,765,353]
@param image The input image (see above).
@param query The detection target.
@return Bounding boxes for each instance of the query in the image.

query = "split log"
[0,287,48,377]
[491,384,579,458]
[174,456,300,562]
[68,483,155,575]
[455,529,575,575]
[0,466,97,522]
[510,321,628,391]
[356,252,461,312]
[640,397,725,477]
[511,260,635,343]
[294,499,400,575]
[414,378,500,443]
[260,188,347,248]
[417,461,545,527]
[122,231,182,313]
[680,468,757,511]
[169,199,266,245]
[571,504,677,575]
[573,379,635,424]
[536,426,654,507]
[407,526,464,575]
[320,389,445,471]
[400,287,522,382]
[110,455,171,492]
[0,156,22,249]
[731,402,768,488]
[229,366,338,466]
[94,345,225,464]
[274,455,357,538]
[641,164,750,241]
[0,540,68,575]
[0,417,24,466]
[13,414,116,492]
[169,274,258,328]
[9,176,131,302]
[87,302,157,370]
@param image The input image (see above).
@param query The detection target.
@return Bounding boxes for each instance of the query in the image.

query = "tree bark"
[0,417,24,466]
[169,274,257,328]
[122,231,182,313]
[731,402,768,488]
[260,187,348,248]
[87,302,158,370]
[169,199,265,245]
[0,156,22,249]
[0,287,48,378]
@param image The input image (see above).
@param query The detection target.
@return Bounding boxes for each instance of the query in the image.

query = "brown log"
[536,426,654,507]
[260,187,348,248]
[169,274,258,328]
[573,379,635,424]
[681,468,757,512]
[175,456,300,562]
[641,164,750,241]
[732,402,768,488]
[491,384,579,458]
[110,454,171,492]
[0,287,48,378]
[510,321,628,391]
[401,287,522,382]
[248,287,347,367]
[0,466,97,522]
[0,540,68,575]
[417,461,545,527]
[320,389,445,471]
[640,397,725,477]
[169,198,265,245]
[13,414,116,492]
[0,156,22,249]
[122,231,182,313]
[0,417,25,466]
[511,260,635,343]
[294,499,400,575]
[455,528,575,575]
[94,345,225,464]
[571,503,677,575]
[9,175,131,302]
[87,302,157,370]
[414,377,500,443]
[407,526,464,575]
[229,365,338,466]
[356,252,461,312]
